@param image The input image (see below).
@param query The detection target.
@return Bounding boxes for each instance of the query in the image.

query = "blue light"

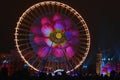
[3,60,8,64]
[83,65,87,68]
[108,58,110,61]
[102,58,106,61]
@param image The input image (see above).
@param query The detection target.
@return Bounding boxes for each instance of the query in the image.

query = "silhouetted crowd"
[0,67,120,80]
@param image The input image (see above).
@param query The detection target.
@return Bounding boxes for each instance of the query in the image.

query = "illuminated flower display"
[31,13,79,58]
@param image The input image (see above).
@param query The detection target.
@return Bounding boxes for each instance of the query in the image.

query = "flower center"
[56,32,62,39]
[50,31,66,44]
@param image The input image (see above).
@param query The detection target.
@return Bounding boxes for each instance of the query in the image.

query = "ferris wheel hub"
[56,32,62,39]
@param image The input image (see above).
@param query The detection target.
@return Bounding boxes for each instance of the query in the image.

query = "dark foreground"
[0,67,120,80]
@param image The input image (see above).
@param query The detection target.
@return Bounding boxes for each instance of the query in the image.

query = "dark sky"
[0,0,120,58]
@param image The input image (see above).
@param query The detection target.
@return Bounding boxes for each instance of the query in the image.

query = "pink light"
[31,26,41,35]
[41,24,53,37]
[34,36,43,45]
[41,17,51,26]
[37,46,49,58]
[70,30,79,37]
[31,13,79,59]
[53,13,62,22]
[64,18,72,30]
[53,48,64,57]
[65,46,75,58]
[68,37,79,46]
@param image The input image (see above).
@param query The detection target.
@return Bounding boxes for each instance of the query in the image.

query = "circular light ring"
[15,1,90,73]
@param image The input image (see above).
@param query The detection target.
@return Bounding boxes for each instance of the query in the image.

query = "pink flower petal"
[33,36,43,45]
[41,17,51,26]
[37,46,49,58]
[65,46,75,58]
[53,48,64,57]
[30,26,41,35]
[53,13,62,22]
[41,24,53,37]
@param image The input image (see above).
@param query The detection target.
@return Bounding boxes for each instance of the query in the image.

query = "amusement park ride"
[15,1,90,74]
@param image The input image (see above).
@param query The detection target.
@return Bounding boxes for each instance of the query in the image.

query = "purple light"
[34,36,43,45]
[64,18,72,30]
[66,46,75,58]
[65,31,72,40]
[31,26,41,35]
[71,30,79,37]
[37,46,49,58]
[41,17,51,26]
[53,48,64,57]
[68,37,79,46]
[65,30,79,40]
[54,21,65,31]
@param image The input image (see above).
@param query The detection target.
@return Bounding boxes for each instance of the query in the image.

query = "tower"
[96,51,102,75]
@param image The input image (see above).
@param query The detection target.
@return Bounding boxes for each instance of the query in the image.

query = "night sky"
[0,0,120,66]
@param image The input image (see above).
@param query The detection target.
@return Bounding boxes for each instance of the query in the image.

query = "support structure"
[96,51,102,75]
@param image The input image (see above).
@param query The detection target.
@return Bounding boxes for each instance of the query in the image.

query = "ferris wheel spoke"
[39,42,53,71]
[15,38,29,41]
[31,56,40,66]
[61,48,74,70]
[37,5,44,14]
[21,47,32,52]
[18,43,30,47]
[56,3,60,12]
[15,33,28,36]
[26,15,35,22]
[59,3,64,14]
[41,3,47,13]
[36,59,42,69]
[27,54,37,63]
[51,2,55,13]
[21,18,33,26]
[23,50,34,58]
[32,8,40,17]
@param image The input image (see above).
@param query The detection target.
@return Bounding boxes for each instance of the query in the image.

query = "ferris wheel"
[15,1,90,73]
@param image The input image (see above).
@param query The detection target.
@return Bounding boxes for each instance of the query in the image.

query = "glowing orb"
[56,32,62,39]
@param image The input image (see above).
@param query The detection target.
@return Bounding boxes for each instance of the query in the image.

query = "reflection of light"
[102,72,106,75]
[70,72,78,77]
[24,64,28,67]
[52,73,55,76]
[108,58,110,61]
[107,68,112,73]
[3,60,8,64]
[83,65,87,68]
[54,69,64,73]
[102,58,106,61]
